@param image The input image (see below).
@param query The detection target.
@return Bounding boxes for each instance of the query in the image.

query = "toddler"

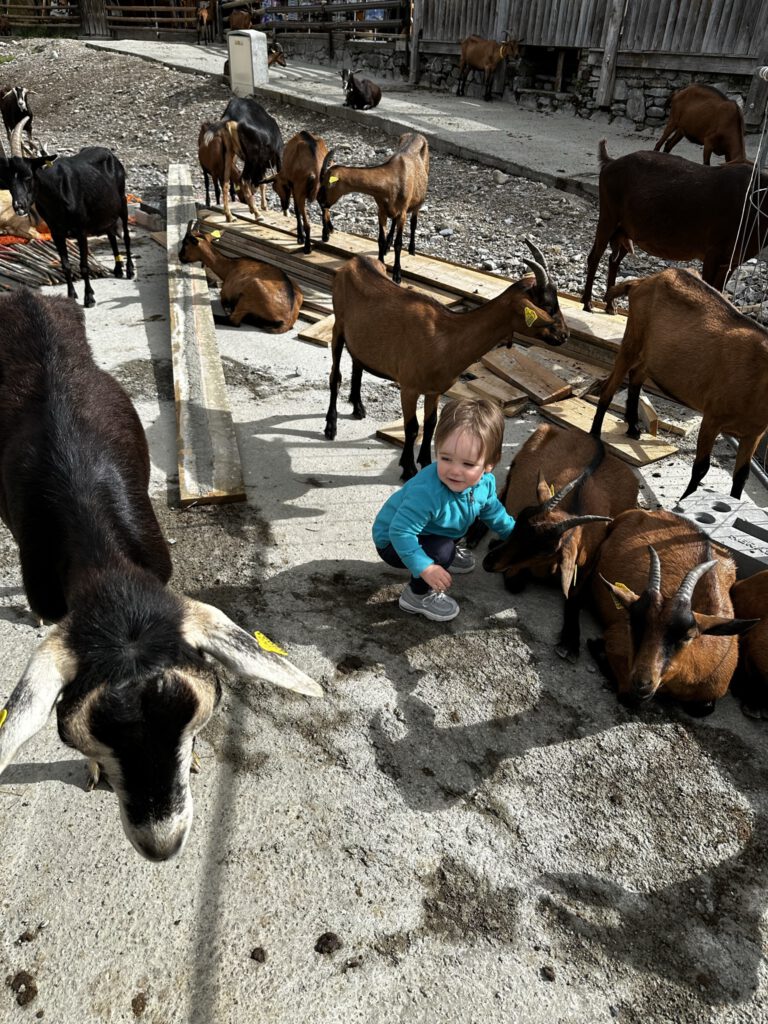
[372,398,516,622]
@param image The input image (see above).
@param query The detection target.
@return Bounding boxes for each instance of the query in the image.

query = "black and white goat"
[0,289,321,861]
[340,68,382,110]
[0,85,33,137]
[0,118,134,307]
[220,95,283,210]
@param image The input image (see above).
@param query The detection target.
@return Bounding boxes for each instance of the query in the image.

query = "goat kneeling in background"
[0,289,321,861]
[179,220,303,331]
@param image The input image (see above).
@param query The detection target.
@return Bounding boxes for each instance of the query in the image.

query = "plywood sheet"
[298,313,335,346]
[481,348,572,404]
[376,419,423,447]
[539,398,678,466]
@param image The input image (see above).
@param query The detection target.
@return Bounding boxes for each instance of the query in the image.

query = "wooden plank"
[581,392,692,438]
[166,165,245,506]
[480,347,572,405]
[375,419,423,447]
[539,398,678,467]
[298,313,335,347]
[444,381,479,402]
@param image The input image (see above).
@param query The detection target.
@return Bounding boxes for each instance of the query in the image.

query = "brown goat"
[317,132,429,284]
[268,42,286,67]
[457,33,520,101]
[592,508,756,713]
[198,120,241,211]
[178,220,302,331]
[730,570,768,715]
[581,141,768,313]
[272,130,328,254]
[197,1,213,45]
[324,246,569,479]
[481,424,638,660]
[590,269,768,500]
[228,8,251,29]
[655,84,746,165]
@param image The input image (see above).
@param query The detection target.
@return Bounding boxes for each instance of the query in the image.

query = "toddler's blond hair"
[433,398,504,467]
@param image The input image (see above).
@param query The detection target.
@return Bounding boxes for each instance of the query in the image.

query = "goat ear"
[559,536,580,599]
[695,614,761,637]
[535,471,551,504]
[181,599,323,698]
[0,628,77,778]
[600,575,639,609]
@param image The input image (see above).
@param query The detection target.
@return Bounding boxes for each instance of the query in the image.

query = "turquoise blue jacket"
[372,463,516,577]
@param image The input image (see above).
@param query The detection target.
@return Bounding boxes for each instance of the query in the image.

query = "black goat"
[0,289,321,861]
[220,95,283,197]
[341,68,382,110]
[0,85,32,137]
[0,120,134,307]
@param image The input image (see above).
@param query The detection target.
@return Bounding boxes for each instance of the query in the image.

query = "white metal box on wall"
[227,30,268,97]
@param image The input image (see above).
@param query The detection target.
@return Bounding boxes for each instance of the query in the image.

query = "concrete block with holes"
[673,491,768,578]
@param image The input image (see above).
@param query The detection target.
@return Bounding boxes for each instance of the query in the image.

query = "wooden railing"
[1,0,80,27]
[104,2,197,28]
[220,0,410,38]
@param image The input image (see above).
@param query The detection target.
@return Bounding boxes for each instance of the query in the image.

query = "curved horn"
[676,559,718,605]
[0,132,5,159]
[522,257,547,289]
[542,465,591,512]
[320,149,336,180]
[537,515,612,540]
[647,545,662,593]
[503,29,511,40]
[524,237,549,273]
[10,116,29,157]
[0,628,77,778]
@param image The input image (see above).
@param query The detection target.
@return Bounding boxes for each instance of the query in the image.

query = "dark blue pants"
[377,534,457,594]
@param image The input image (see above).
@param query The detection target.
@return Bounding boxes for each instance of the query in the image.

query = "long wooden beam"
[167,166,245,506]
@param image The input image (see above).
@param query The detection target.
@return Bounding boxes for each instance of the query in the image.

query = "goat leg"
[624,379,644,439]
[556,590,583,663]
[324,329,345,441]
[408,211,418,256]
[107,229,123,278]
[416,394,438,469]
[392,220,405,285]
[731,434,761,499]
[399,389,421,480]
[679,417,718,500]
[348,360,366,419]
[53,232,77,302]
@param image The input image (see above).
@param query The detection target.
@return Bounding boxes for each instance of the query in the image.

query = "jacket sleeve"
[477,486,516,539]
[388,495,440,577]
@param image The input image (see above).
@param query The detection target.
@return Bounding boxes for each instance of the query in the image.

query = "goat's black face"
[0,156,40,216]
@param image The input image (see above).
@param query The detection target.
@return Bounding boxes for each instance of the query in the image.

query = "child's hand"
[421,564,452,593]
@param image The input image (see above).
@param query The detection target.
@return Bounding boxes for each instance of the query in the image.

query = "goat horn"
[541,514,612,539]
[10,117,28,158]
[676,558,718,605]
[647,546,662,593]
[503,30,511,40]
[522,258,547,290]
[320,150,335,179]
[524,237,549,273]
[0,132,5,159]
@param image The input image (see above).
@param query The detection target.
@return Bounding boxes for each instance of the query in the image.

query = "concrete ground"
[1,41,768,1024]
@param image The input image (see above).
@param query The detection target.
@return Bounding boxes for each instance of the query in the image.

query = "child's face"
[436,429,493,492]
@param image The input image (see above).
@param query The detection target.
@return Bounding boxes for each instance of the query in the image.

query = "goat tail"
[598,138,611,167]
[225,120,244,159]
[604,278,640,305]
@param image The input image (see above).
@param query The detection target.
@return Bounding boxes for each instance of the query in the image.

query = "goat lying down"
[0,289,321,861]
[179,220,303,331]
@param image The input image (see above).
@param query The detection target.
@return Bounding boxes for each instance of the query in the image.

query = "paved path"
[87,38,764,199]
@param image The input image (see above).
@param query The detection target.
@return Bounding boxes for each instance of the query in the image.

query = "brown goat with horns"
[457,33,521,101]
[591,509,757,715]
[324,241,569,479]
[479,424,638,661]
[589,268,768,500]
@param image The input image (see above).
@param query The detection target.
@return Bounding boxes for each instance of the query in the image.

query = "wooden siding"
[422,0,768,59]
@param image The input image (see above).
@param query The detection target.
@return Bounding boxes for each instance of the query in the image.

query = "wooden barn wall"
[620,0,764,57]
[421,0,766,57]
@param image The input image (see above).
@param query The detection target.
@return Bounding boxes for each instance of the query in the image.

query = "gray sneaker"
[399,583,460,621]
[450,547,476,574]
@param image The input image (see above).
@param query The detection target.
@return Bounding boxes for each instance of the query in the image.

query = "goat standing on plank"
[272,130,329,254]
[581,141,768,313]
[480,424,638,660]
[324,243,569,480]
[0,288,321,861]
[220,96,283,221]
[456,33,521,102]
[179,220,303,331]
[589,269,768,500]
[317,132,429,285]
[655,84,746,165]
[591,509,756,715]
[0,119,133,307]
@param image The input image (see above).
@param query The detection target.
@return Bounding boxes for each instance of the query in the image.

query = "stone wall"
[277,36,753,128]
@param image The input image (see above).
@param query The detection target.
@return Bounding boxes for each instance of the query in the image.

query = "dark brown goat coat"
[581,143,768,312]
[273,131,329,254]
[731,571,768,701]
[655,84,746,164]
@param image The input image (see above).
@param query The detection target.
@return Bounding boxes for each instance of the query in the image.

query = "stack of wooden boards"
[196,202,681,468]
[0,237,107,290]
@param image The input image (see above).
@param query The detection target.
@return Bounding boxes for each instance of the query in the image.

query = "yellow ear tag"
[524,306,538,327]
[549,483,555,497]
[328,175,339,184]
[0,707,7,729]
[115,254,123,262]
[611,581,632,610]
[210,230,222,239]
[253,631,287,656]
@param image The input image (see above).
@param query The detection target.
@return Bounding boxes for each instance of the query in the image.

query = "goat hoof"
[582,301,593,313]
[127,266,135,280]
[324,425,337,441]
[303,244,311,255]
[400,467,417,481]
[84,295,95,309]
[626,426,642,440]
[114,265,124,279]
[555,644,579,664]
